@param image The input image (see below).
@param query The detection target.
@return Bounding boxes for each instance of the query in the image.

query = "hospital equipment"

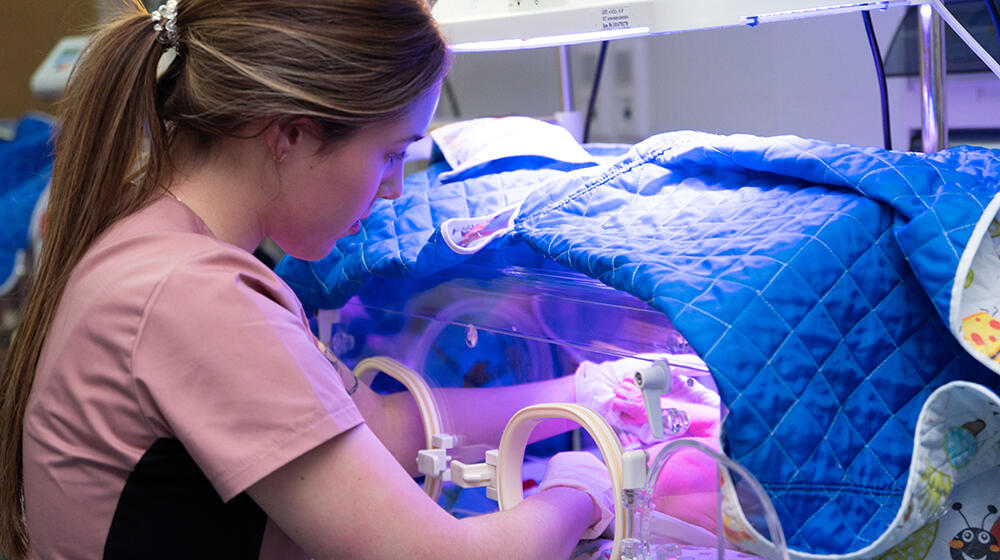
[0,116,52,354]
[29,36,91,102]
[430,0,1000,151]
[314,251,789,559]
[276,116,1000,559]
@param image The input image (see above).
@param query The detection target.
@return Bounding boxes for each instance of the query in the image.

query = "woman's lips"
[350,203,376,234]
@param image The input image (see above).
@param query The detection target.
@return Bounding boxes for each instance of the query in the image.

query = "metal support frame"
[558,45,575,113]
[919,3,947,152]
[919,0,1000,152]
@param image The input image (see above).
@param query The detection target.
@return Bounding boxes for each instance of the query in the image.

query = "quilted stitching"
[510,133,1000,553]
[276,131,1000,555]
[277,159,577,310]
[0,116,54,295]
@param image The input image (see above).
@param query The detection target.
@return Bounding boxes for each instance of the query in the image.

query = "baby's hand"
[610,377,647,425]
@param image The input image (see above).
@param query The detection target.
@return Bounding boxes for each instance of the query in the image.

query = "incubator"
[314,253,790,559]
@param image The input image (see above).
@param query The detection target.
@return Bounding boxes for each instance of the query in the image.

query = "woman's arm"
[247,423,597,559]
[332,357,578,476]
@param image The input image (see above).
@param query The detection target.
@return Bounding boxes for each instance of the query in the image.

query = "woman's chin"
[277,223,361,262]
[281,242,336,263]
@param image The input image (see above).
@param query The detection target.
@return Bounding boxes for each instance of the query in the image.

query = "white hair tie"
[151,0,180,48]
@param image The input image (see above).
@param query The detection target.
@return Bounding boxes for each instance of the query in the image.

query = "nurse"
[0,1,612,558]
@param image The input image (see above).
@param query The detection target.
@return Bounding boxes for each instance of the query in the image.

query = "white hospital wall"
[439,8,1000,150]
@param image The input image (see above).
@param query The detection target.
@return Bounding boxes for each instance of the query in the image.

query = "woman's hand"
[537,451,615,539]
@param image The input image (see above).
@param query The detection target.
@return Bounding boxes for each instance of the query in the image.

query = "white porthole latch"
[416,433,457,482]
[449,449,499,501]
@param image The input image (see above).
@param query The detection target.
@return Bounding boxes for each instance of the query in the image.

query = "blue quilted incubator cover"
[0,115,53,296]
[276,119,1000,556]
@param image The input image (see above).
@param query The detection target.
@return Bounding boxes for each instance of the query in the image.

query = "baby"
[575,356,725,534]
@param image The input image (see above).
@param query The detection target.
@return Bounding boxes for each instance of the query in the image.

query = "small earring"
[274,152,287,163]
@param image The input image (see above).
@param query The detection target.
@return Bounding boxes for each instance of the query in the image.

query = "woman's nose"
[378,164,404,200]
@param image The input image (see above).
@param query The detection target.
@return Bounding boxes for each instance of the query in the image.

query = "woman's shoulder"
[69,197,287,315]
[93,196,269,273]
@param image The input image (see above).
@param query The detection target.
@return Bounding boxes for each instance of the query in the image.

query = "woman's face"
[265,85,441,261]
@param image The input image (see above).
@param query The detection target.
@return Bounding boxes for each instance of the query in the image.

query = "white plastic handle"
[495,403,628,560]
[352,357,445,500]
[635,360,670,439]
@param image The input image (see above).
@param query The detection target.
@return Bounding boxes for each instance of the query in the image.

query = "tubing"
[645,439,789,560]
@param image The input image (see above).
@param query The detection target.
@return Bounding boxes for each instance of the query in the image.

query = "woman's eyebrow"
[397,134,424,143]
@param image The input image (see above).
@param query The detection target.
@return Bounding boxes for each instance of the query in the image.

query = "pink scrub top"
[22,196,364,559]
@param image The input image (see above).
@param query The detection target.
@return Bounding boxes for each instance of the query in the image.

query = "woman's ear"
[267,117,322,161]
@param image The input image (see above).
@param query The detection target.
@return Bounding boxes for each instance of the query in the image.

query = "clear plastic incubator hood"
[314,256,791,560]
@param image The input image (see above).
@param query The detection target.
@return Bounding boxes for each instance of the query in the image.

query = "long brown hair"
[0,0,449,556]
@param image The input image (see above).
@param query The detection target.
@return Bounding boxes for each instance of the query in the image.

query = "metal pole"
[559,45,574,112]
[918,3,947,152]
[931,0,1000,80]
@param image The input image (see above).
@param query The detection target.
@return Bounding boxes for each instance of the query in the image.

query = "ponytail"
[0,5,172,556]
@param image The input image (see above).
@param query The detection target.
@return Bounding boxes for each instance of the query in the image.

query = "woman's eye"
[387,151,406,164]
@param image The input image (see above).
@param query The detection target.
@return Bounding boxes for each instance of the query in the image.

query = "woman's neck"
[166,136,272,252]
